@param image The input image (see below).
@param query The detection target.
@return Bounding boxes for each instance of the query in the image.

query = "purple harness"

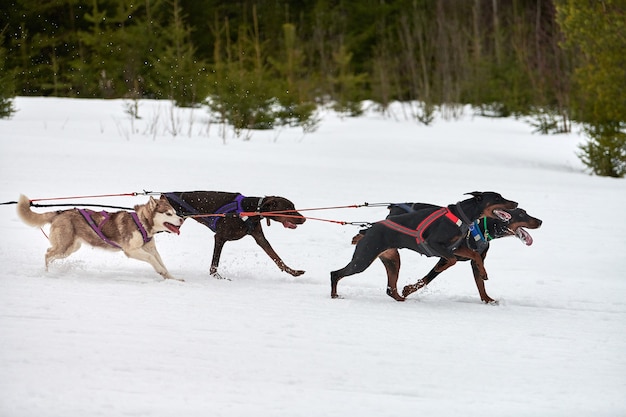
[206,194,246,232]
[78,209,151,249]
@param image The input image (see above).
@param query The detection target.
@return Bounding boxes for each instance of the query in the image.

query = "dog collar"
[483,217,493,241]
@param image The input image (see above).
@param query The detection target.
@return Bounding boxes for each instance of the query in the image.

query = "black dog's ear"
[465,191,483,200]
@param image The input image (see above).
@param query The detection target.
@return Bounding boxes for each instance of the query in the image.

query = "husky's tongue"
[515,227,533,245]
[165,223,181,235]
[493,209,512,221]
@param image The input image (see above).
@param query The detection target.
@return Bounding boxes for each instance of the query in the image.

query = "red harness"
[379,208,465,256]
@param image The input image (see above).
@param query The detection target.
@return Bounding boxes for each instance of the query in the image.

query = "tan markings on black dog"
[400,207,542,304]
[17,194,184,280]
[330,191,518,301]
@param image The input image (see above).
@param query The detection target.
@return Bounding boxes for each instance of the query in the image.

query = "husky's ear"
[465,191,483,200]
[149,196,157,207]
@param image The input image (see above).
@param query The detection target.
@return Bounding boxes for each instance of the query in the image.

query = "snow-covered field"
[1,97,624,417]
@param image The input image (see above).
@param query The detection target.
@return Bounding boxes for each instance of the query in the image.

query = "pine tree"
[150,0,208,106]
[556,0,626,177]
[0,33,15,118]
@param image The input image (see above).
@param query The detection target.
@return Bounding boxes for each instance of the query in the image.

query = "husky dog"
[17,194,184,280]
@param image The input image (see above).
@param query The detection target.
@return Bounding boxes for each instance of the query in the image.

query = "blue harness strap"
[468,221,489,252]
[390,203,415,213]
[164,193,246,233]
[207,194,245,232]
[163,192,212,227]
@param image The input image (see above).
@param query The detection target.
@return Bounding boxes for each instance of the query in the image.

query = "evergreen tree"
[3,0,623,144]
[0,31,15,118]
[556,0,626,177]
[150,0,209,106]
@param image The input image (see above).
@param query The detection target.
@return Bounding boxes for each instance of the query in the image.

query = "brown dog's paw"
[482,297,498,305]
[286,268,305,277]
[210,271,231,281]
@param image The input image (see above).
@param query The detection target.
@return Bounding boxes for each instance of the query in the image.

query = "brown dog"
[17,194,184,280]
[163,191,305,279]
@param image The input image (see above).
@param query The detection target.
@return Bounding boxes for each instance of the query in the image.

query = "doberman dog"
[381,205,542,303]
[330,192,518,300]
[163,191,305,279]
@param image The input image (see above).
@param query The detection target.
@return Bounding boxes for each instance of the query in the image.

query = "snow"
[1,97,625,417]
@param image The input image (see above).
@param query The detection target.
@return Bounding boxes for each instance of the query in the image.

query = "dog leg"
[330,240,383,298]
[45,231,82,270]
[402,258,448,297]
[379,249,404,301]
[454,247,496,303]
[250,231,304,277]
[210,271,229,280]
[434,257,457,273]
[470,259,497,304]
[142,240,182,281]
[125,244,182,281]
[210,236,227,278]
[330,270,343,299]
[454,247,488,280]
[402,279,426,297]
[330,256,375,298]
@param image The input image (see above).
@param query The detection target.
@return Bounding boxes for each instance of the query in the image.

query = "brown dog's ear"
[261,196,277,210]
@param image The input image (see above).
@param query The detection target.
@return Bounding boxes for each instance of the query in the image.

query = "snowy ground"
[0,97,625,417]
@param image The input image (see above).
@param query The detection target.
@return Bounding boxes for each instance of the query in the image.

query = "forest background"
[0,0,624,177]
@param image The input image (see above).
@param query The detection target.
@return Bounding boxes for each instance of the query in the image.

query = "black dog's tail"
[351,227,371,245]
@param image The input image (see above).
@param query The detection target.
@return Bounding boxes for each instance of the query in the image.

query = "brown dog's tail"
[17,194,58,227]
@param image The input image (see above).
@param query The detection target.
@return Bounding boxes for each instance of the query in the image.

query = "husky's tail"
[17,194,58,227]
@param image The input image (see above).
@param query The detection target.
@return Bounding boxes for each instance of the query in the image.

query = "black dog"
[392,205,542,303]
[163,191,305,279]
[330,192,518,300]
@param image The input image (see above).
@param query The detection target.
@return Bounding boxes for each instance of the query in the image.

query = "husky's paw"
[163,275,184,282]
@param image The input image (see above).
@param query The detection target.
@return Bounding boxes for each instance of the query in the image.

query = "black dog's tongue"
[515,227,533,246]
